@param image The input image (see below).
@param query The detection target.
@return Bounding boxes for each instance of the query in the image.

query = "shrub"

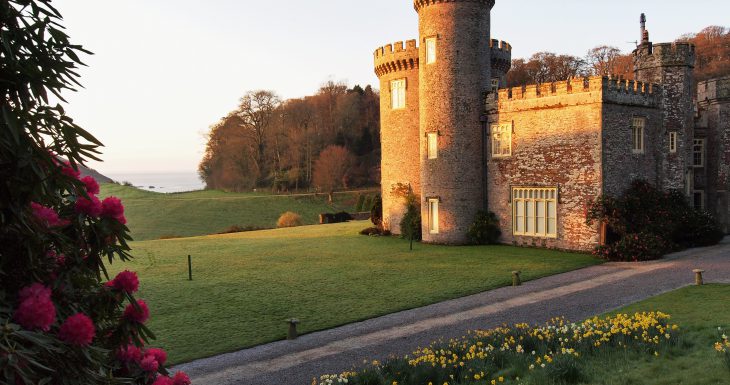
[218,225,266,234]
[363,195,373,211]
[467,211,502,245]
[355,194,366,212]
[277,211,303,228]
[715,328,730,371]
[587,180,723,261]
[360,227,389,236]
[370,194,383,229]
[0,2,185,384]
[400,203,422,242]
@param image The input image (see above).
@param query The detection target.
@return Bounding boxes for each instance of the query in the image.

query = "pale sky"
[52,0,729,174]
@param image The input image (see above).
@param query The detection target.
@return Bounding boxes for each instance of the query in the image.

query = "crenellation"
[414,0,495,12]
[373,39,420,77]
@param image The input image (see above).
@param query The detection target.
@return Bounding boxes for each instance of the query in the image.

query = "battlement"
[697,77,730,103]
[634,41,695,68]
[374,39,420,78]
[496,76,661,109]
[414,0,495,12]
[490,38,512,74]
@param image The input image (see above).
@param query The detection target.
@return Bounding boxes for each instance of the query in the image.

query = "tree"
[235,90,280,187]
[586,45,623,77]
[312,145,354,202]
[0,1,187,384]
[678,26,730,83]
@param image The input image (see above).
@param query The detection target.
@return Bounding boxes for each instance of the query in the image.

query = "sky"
[52,0,730,175]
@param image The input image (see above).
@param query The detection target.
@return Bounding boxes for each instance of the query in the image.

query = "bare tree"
[312,145,354,202]
[586,46,622,77]
[235,90,280,187]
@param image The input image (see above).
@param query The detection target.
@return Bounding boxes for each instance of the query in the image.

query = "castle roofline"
[413,0,495,12]
[373,40,419,78]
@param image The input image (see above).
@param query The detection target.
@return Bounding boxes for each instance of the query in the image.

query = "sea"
[104,172,205,194]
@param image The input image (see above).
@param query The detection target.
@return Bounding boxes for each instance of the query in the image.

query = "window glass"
[693,139,705,167]
[512,187,558,238]
[391,79,406,109]
[428,199,439,234]
[632,117,645,153]
[427,132,438,159]
[669,132,677,153]
[491,123,512,157]
[426,38,436,64]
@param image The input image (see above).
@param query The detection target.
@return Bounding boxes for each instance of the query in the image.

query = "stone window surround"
[490,122,513,158]
[426,131,439,160]
[631,116,646,154]
[693,138,705,168]
[510,186,559,239]
[669,131,677,154]
[390,78,406,110]
[425,36,437,65]
[427,196,441,234]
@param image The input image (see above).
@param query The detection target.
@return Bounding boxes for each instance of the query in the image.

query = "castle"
[374,0,730,250]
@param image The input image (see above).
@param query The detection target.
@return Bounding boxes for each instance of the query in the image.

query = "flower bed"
[315,312,679,385]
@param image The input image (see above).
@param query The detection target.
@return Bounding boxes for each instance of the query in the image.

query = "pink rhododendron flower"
[58,313,95,346]
[117,344,143,363]
[31,202,69,228]
[81,176,100,195]
[172,372,191,385]
[101,197,126,224]
[144,347,167,366]
[13,283,56,331]
[123,299,150,323]
[75,195,102,217]
[47,250,66,266]
[111,270,139,293]
[140,354,159,372]
[60,161,81,179]
[152,376,173,385]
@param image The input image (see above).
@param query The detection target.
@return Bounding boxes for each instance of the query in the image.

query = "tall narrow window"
[425,37,436,64]
[669,131,677,153]
[693,191,705,211]
[491,123,512,158]
[632,117,645,154]
[693,139,705,167]
[391,79,406,110]
[513,187,558,238]
[491,78,500,93]
[427,132,438,159]
[428,198,439,234]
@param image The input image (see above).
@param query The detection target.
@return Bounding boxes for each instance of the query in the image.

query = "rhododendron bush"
[0,1,188,384]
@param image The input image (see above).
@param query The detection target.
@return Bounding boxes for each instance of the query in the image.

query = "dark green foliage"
[363,194,373,211]
[400,203,422,242]
[587,180,723,261]
[467,211,502,245]
[370,194,383,229]
[355,194,365,212]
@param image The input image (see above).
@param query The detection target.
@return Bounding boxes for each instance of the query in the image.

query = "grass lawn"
[109,221,599,364]
[99,184,371,240]
[586,284,730,384]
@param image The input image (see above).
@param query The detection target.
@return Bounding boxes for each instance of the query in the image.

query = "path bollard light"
[287,318,300,340]
[512,271,522,287]
[693,269,705,286]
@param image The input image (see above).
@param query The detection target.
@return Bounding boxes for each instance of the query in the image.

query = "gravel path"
[175,239,730,385]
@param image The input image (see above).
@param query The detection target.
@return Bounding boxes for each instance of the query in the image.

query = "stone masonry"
[374,4,729,250]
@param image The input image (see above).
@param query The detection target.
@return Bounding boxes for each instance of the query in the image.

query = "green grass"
[586,284,730,385]
[99,184,372,240]
[110,221,599,364]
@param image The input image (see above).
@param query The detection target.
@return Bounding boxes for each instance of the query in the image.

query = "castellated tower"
[633,14,696,193]
[417,0,494,244]
[374,40,421,235]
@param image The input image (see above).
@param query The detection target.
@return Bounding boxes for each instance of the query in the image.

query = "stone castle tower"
[633,13,696,193]
[375,0,509,244]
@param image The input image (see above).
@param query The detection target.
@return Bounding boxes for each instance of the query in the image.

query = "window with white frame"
[632,117,645,153]
[693,190,705,211]
[428,198,439,234]
[427,132,438,159]
[513,187,557,238]
[425,37,436,64]
[491,122,512,158]
[391,79,406,109]
[693,139,705,167]
[669,131,677,153]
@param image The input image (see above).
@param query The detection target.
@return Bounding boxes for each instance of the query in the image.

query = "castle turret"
[374,40,421,234]
[416,0,494,244]
[633,14,695,193]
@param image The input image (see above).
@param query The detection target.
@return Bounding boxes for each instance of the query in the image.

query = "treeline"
[507,25,729,87]
[199,82,380,192]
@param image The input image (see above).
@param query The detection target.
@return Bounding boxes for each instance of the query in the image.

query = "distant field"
[107,221,600,364]
[99,184,373,240]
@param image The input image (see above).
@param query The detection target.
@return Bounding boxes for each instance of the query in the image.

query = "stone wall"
[374,40,421,234]
[489,78,604,251]
[697,77,730,232]
[417,0,493,244]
